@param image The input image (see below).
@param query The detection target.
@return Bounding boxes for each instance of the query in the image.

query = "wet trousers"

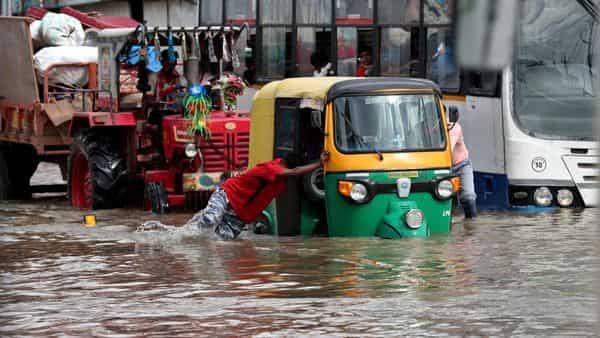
[188,187,245,240]
[453,160,477,218]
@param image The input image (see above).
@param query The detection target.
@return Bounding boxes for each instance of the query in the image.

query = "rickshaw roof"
[254,77,441,103]
[327,77,441,101]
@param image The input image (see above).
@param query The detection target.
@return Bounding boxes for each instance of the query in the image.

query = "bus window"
[378,0,420,25]
[260,0,292,24]
[337,27,358,76]
[262,27,293,79]
[336,0,374,25]
[201,1,222,25]
[464,72,501,97]
[380,27,418,77]
[226,0,257,25]
[296,0,332,24]
[337,28,375,76]
[427,27,459,92]
[297,27,332,76]
[424,0,454,25]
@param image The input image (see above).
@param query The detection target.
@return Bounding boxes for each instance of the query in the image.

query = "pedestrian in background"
[449,120,477,218]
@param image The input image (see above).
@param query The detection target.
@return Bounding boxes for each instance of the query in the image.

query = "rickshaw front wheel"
[302,168,325,202]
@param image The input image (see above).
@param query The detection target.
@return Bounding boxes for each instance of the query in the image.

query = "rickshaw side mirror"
[448,106,459,123]
[310,109,322,129]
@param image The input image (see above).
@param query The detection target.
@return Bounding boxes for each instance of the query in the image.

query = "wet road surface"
[0,164,598,336]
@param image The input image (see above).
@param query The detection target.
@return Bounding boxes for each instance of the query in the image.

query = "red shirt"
[222,159,286,223]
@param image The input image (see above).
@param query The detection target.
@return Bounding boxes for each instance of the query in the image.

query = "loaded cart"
[0,16,251,213]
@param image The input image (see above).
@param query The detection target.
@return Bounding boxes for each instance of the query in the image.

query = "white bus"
[445,0,598,209]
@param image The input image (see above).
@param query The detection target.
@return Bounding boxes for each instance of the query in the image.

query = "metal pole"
[166,0,171,27]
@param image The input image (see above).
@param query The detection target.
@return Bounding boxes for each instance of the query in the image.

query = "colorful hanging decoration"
[183,85,212,138]
[219,74,246,111]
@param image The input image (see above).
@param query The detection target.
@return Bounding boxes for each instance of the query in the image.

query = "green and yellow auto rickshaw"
[249,77,460,239]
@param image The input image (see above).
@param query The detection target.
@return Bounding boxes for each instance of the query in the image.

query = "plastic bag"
[120,45,162,73]
[29,20,46,50]
[34,46,98,87]
[40,12,85,46]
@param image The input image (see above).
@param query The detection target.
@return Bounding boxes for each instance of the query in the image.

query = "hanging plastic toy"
[167,27,177,65]
[219,73,246,111]
[183,84,212,138]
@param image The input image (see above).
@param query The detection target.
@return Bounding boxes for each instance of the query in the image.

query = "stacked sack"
[31,12,96,88]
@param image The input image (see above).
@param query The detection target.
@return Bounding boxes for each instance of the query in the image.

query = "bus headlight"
[533,187,553,207]
[184,143,198,158]
[556,189,574,207]
[405,209,424,229]
[436,179,454,200]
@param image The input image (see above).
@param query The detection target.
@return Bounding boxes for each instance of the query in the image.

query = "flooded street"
[0,165,598,336]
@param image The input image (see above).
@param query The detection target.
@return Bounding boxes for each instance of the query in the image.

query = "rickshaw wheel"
[302,168,325,202]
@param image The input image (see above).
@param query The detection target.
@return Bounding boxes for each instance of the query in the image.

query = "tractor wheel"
[68,131,128,209]
[2,143,39,200]
[145,182,169,214]
[0,149,9,200]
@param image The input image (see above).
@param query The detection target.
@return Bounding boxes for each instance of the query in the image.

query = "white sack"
[34,46,98,87]
[30,20,46,50]
[40,12,85,46]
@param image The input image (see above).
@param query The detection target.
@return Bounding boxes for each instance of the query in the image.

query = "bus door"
[462,71,508,209]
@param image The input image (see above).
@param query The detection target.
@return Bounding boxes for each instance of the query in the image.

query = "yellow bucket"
[83,214,97,227]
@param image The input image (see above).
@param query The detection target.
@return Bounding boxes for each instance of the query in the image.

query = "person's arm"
[449,123,461,150]
[278,161,322,177]
[277,152,329,177]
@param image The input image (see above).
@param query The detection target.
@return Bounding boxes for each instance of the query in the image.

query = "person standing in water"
[449,121,477,218]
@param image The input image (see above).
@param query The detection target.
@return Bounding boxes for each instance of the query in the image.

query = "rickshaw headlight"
[436,179,454,199]
[184,143,198,158]
[556,189,574,207]
[533,187,553,207]
[405,209,424,229]
[350,183,368,202]
[338,181,370,203]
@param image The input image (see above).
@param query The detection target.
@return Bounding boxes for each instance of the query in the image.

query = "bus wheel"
[69,131,128,209]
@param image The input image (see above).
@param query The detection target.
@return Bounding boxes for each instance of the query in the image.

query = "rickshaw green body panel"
[325,170,452,238]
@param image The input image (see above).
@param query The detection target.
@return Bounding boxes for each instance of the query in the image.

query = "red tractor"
[0,15,251,213]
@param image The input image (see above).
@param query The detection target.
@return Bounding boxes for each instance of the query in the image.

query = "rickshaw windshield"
[333,94,446,153]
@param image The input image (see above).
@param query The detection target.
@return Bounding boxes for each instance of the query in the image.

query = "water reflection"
[0,202,598,336]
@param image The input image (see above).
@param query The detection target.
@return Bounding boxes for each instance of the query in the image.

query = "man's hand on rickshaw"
[320,151,330,165]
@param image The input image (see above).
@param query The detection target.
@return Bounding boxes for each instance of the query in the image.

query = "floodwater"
[0,164,598,336]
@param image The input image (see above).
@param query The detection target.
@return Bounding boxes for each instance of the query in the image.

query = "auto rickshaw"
[249,77,460,239]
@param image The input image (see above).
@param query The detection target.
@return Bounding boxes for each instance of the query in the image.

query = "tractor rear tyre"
[0,149,9,200]
[69,131,128,209]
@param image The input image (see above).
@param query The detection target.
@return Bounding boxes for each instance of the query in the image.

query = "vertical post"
[166,0,171,27]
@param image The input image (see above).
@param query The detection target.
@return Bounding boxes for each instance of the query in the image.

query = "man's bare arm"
[278,161,322,177]
[277,152,329,177]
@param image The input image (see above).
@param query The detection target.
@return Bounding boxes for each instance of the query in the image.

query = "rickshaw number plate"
[389,171,419,179]
[396,178,411,198]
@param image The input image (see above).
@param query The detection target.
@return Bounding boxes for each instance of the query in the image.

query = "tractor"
[0,13,251,213]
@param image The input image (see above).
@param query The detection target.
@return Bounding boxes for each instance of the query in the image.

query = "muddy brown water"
[0,164,598,336]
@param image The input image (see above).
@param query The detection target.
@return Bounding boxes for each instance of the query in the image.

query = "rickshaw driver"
[188,151,329,240]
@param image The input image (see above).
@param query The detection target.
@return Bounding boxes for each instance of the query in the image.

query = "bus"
[196,0,598,209]
[446,0,599,209]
